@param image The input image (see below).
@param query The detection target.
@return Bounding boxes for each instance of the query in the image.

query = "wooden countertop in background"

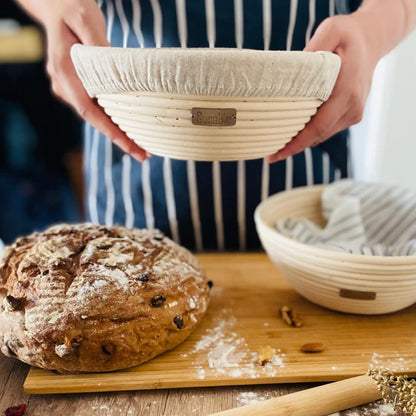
[0,26,43,63]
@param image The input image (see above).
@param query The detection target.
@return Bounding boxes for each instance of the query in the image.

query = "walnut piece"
[280,305,303,328]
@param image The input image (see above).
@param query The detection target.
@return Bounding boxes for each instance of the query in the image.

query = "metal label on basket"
[339,288,377,300]
[191,108,236,126]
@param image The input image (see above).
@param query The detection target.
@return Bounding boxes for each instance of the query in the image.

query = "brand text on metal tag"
[191,108,237,126]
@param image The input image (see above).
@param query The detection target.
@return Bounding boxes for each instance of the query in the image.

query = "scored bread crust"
[0,224,209,373]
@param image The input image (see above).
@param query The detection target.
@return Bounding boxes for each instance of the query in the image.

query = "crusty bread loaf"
[0,224,210,373]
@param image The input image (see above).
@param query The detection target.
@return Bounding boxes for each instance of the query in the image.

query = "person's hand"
[267,12,380,163]
[21,0,147,162]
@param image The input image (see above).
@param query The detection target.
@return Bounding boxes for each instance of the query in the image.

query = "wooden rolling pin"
[209,374,382,416]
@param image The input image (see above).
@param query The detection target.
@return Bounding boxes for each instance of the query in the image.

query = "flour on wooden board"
[186,308,285,379]
[367,352,411,372]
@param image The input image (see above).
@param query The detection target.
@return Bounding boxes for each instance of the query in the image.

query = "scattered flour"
[328,400,398,415]
[188,297,196,309]
[368,352,410,372]
[90,405,135,415]
[229,368,244,378]
[78,279,108,296]
[235,391,273,406]
[197,368,206,379]
[188,309,285,380]
[373,403,398,416]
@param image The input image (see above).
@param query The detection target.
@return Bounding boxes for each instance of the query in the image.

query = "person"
[13,0,416,251]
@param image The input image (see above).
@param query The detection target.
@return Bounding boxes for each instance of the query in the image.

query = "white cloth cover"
[70,45,341,100]
[276,180,416,256]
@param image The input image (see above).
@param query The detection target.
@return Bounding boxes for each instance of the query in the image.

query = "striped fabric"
[276,180,416,256]
[85,0,352,251]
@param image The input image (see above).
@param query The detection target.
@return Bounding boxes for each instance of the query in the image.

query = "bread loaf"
[0,224,209,373]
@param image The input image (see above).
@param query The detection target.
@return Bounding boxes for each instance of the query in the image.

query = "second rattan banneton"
[254,185,416,315]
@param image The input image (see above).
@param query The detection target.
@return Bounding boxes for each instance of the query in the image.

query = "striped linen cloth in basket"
[276,179,416,256]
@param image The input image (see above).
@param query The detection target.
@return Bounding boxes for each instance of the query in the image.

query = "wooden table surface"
[0,355,405,416]
[0,252,408,416]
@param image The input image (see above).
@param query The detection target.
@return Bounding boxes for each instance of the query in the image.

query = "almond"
[301,342,324,353]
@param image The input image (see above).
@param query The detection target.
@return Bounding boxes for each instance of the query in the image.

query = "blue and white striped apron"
[85,0,357,251]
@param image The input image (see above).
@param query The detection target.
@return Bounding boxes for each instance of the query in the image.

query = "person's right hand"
[17,0,147,162]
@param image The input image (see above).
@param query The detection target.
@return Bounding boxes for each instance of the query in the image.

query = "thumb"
[304,17,341,52]
[64,1,109,46]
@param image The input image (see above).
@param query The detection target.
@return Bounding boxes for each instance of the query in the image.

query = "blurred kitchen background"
[0,0,415,245]
[350,29,416,189]
[0,0,83,244]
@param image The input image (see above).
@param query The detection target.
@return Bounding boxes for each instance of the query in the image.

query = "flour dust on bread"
[0,224,210,373]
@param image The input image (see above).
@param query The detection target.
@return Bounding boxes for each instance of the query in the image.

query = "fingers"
[267,66,365,164]
[267,17,346,164]
[45,15,146,162]
[304,17,341,52]
[60,73,147,162]
[65,74,147,162]
[267,15,372,164]
[267,91,364,164]
[61,3,146,160]
[64,1,109,46]
[267,95,344,163]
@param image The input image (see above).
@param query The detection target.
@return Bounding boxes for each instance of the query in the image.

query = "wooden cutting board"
[24,253,416,394]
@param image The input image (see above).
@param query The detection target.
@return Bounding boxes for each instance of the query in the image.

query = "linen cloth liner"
[70,45,340,100]
[276,179,416,256]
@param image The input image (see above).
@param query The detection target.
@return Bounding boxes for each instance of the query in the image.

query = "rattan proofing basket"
[96,93,321,161]
[71,46,341,161]
[254,185,416,315]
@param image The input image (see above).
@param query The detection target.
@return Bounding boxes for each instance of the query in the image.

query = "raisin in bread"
[0,224,209,373]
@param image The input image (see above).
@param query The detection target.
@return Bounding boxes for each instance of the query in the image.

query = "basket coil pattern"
[97,93,322,161]
[71,46,341,161]
[254,185,416,315]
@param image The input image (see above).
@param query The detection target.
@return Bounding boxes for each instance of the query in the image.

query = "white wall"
[350,29,416,189]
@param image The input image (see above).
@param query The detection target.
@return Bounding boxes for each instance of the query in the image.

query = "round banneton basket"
[71,46,341,161]
[254,185,416,315]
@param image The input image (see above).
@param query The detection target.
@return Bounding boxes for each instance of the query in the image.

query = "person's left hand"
[267,12,380,163]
